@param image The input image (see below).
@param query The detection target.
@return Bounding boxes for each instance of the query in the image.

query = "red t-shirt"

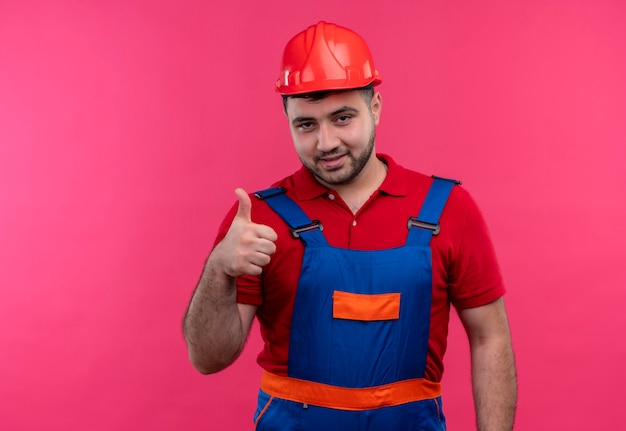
[214,154,505,382]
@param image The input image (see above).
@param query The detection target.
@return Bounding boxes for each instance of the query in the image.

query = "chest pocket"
[332,291,401,321]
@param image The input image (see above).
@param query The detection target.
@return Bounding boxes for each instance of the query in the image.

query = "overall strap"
[406,176,460,246]
[254,187,328,247]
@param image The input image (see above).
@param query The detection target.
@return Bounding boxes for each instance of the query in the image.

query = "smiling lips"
[318,153,347,170]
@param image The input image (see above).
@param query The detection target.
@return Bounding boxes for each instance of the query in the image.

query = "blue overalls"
[252,178,457,431]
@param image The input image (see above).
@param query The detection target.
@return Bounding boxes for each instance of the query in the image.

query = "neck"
[333,155,388,214]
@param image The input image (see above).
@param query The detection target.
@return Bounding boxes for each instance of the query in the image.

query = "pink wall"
[1,1,625,429]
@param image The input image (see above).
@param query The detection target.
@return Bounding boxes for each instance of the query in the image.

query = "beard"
[302,128,376,187]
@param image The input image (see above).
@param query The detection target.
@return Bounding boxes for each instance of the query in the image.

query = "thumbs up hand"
[216,188,278,278]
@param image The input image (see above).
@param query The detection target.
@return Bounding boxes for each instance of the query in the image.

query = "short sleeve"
[446,187,506,310]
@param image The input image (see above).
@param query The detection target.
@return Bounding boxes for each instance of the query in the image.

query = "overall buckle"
[407,217,440,236]
[291,220,323,238]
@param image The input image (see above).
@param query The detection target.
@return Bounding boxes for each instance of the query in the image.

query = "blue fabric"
[256,187,327,247]
[253,179,455,430]
[406,178,456,246]
[289,244,432,386]
[254,389,447,431]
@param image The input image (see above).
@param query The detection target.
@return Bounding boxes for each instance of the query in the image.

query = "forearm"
[471,334,517,430]
[183,189,274,374]
[183,252,249,374]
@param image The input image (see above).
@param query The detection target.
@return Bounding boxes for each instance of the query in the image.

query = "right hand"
[216,188,278,277]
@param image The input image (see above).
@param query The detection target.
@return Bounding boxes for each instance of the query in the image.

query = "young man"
[184,21,517,430]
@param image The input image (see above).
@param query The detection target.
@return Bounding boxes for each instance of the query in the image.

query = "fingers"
[226,235,276,277]
[233,188,278,242]
[220,188,278,278]
[234,188,252,222]
[245,249,273,272]
[256,224,278,242]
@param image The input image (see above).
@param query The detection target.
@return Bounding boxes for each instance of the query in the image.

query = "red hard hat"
[276,21,382,95]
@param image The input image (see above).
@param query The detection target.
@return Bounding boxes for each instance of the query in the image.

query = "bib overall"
[252,178,457,431]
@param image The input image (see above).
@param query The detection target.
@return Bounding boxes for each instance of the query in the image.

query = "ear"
[371,91,382,125]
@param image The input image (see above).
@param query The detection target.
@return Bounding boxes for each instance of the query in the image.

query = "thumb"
[234,188,252,221]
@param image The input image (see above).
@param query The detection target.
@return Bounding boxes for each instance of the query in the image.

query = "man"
[184,21,517,430]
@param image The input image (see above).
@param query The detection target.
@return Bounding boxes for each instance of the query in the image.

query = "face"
[285,90,382,189]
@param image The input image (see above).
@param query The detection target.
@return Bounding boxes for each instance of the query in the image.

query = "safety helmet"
[276,21,382,95]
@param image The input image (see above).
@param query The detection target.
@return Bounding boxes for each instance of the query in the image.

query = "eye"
[297,121,315,131]
[335,114,352,124]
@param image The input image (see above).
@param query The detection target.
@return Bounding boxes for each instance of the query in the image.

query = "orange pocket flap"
[332,291,401,321]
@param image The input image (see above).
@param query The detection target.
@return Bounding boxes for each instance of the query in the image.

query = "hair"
[281,84,375,112]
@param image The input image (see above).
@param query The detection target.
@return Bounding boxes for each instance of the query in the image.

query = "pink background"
[1,1,625,429]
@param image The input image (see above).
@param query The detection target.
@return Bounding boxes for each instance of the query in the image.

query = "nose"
[317,123,339,153]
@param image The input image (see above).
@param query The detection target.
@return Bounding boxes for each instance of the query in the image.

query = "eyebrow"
[291,106,360,126]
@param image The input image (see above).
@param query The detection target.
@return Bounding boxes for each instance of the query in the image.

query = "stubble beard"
[303,129,376,187]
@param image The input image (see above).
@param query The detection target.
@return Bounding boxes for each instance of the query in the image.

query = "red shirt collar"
[291,153,408,201]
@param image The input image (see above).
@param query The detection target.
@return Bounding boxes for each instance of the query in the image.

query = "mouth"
[318,153,347,170]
